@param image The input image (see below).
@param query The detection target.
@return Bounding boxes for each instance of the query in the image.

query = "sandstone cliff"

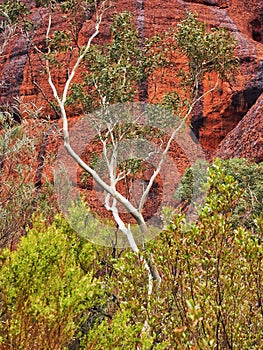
[215,92,263,162]
[0,0,262,161]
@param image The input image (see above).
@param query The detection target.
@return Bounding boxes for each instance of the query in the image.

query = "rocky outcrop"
[215,92,263,162]
[0,0,262,160]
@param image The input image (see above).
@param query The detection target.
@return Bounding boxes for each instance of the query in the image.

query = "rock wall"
[215,92,263,162]
[0,0,262,161]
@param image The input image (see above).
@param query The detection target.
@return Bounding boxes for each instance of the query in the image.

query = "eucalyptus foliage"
[175,13,239,92]
[67,11,169,111]
[0,0,28,23]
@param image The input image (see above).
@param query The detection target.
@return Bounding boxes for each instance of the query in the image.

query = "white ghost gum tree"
[1,1,239,299]
[47,7,238,298]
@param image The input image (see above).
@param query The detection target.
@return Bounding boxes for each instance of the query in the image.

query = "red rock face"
[0,0,262,161]
[215,92,263,162]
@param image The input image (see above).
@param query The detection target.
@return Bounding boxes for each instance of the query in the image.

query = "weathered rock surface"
[0,0,262,161]
[215,92,263,162]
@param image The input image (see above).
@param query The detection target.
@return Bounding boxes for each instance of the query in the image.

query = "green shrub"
[221,158,263,231]
[0,215,104,350]
[176,158,263,231]
[1,160,262,349]
[88,160,263,349]
[152,161,263,348]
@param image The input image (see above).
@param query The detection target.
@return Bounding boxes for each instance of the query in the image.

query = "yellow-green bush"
[0,216,104,350]
[87,160,263,349]
[0,160,262,349]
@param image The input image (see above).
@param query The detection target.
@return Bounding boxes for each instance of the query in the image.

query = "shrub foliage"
[0,159,262,349]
